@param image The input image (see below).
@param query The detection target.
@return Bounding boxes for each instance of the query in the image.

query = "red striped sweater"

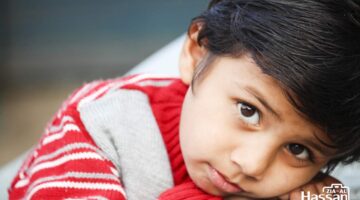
[8,74,221,200]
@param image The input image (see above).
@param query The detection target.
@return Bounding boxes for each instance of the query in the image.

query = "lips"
[207,165,243,194]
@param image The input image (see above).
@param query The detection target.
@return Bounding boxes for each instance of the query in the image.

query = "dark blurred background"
[0,0,208,165]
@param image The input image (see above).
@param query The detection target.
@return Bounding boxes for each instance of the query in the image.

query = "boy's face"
[179,55,334,198]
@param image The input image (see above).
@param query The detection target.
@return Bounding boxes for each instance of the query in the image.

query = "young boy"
[8,0,360,199]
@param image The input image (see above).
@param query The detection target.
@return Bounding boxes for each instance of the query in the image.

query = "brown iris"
[288,144,305,155]
[240,103,256,117]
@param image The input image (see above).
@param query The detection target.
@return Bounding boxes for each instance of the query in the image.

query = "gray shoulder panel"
[79,89,174,200]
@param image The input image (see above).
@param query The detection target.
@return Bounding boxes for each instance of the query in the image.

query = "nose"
[230,137,277,180]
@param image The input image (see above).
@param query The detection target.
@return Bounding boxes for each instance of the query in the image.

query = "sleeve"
[158,181,223,200]
[8,81,127,200]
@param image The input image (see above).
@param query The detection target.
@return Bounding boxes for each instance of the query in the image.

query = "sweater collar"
[147,79,191,185]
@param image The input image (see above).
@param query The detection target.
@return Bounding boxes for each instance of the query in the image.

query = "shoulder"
[8,74,179,199]
[65,74,179,110]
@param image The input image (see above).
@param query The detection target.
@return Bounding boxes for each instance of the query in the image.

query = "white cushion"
[127,34,184,76]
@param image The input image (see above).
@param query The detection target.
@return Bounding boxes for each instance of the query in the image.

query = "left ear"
[178,22,208,85]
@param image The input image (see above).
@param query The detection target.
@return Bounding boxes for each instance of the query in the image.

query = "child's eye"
[286,143,311,160]
[237,102,260,125]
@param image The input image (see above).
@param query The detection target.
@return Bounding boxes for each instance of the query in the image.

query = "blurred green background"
[0,0,208,165]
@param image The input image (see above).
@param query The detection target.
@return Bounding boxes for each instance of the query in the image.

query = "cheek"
[259,165,320,196]
[179,117,222,160]
[179,105,206,160]
[179,95,229,159]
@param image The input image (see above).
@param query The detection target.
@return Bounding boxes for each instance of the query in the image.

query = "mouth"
[206,165,244,194]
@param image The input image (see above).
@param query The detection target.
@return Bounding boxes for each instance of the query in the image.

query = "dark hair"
[190,0,360,173]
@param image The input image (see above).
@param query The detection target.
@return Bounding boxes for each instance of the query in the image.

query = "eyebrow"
[243,86,282,121]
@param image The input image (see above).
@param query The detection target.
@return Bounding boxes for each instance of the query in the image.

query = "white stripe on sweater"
[26,181,126,200]
[135,79,172,87]
[77,74,176,109]
[115,74,176,89]
[77,84,115,109]
[110,167,120,177]
[14,178,29,188]
[29,152,104,176]
[32,143,103,166]
[16,170,120,189]
[20,171,120,192]
[56,81,100,119]
[46,115,75,134]
[64,196,109,200]
[69,81,101,105]
[42,123,80,145]
[108,75,176,96]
